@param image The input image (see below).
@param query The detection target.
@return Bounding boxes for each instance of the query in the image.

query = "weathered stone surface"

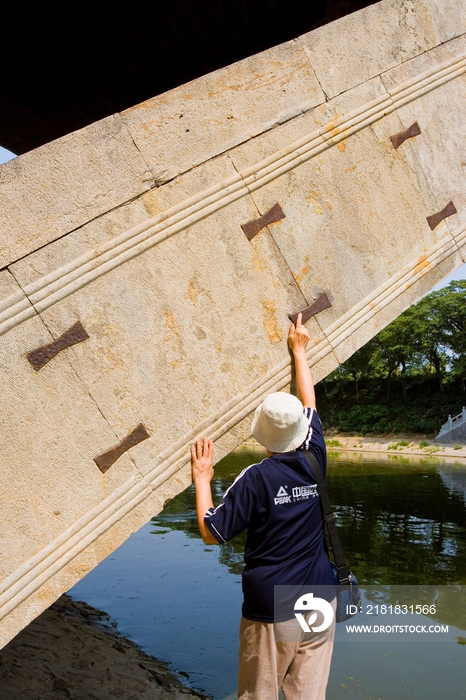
[121,40,325,183]
[0,269,142,621]
[0,115,153,269]
[423,0,466,43]
[381,35,466,225]
[10,155,322,476]
[456,224,466,263]
[300,0,441,99]
[229,78,440,354]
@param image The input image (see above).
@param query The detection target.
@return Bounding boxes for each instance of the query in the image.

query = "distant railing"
[437,407,466,437]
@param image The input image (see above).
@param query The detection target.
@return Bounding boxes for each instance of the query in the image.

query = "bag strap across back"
[302,449,350,585]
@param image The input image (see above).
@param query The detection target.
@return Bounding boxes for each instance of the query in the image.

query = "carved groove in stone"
[241,203,285,241]
[27,321,89,371]
[289,293,332,325]
[390,121,421,148]
[94,424,150,473]
[426,201,457,230]
[0,53,465,340]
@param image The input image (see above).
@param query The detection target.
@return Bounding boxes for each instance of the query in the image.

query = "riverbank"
[237,436,466,459]
[0,595,211,699]
[324,434,466,459]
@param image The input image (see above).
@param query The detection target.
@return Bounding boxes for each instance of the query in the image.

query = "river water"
[70,449,466,699]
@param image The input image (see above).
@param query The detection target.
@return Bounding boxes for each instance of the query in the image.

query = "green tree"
[318,279,466,434]
[336,338,379,399]
[365,280,466,393]
[407,280,466,390]
[374,309,422,398]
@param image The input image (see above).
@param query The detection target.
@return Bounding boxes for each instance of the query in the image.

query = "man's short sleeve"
[298,407,327,476]
[204,466,257,543]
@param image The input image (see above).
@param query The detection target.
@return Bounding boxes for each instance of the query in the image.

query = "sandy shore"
[323,434,466,459]
[237,436,466,460]
[0,595,211,700]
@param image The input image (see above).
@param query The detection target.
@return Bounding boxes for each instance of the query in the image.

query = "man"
[191,313,335,699]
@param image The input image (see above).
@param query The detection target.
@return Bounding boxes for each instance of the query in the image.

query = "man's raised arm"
[288,313,316,410]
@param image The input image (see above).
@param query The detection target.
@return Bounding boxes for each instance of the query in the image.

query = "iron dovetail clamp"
[241,202,285,241]
[390,122,421,149]
[289,292,332,325]
[426,201,457,230]
[94,423,150,473]
[27,320,89,371]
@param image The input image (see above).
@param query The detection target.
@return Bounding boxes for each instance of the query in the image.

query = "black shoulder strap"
[302,449,350,584]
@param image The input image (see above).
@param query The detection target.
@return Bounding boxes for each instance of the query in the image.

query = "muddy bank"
[0,595,211,700]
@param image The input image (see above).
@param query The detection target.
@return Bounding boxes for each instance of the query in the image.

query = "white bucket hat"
[251,392,309,453]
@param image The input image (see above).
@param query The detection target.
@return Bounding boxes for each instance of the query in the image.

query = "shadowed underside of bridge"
[0,0,379,155]
[0,0,465,648]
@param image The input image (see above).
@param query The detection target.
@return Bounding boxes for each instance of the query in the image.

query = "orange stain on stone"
[295,256,311,285]
[263,301,282,344]
[413,255,431,275]
[165,312,176,329]
[188,281,197,302]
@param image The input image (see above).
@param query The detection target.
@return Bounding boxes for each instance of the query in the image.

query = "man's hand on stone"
[191,437,214,484]
[288,312,310,355]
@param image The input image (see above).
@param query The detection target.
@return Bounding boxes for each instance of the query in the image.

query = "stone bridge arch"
[0,0,465,647]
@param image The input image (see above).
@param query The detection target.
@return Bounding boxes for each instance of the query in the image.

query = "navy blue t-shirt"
[205,407,335,622]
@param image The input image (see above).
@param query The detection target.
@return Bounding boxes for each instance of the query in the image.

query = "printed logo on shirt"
[292,484,318,500]
[274,483,319,505]
[274,486,291,505]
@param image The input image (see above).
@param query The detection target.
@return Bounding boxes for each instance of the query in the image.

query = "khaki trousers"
[237,599,336,700]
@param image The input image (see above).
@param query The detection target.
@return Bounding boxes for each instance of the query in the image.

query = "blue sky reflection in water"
[70,451,466,700]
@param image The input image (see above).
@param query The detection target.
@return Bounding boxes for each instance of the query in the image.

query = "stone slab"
[0,269,142,585]
[381,35,466,225]
[0,115,154,269]
[1,0,465,654]
[121,40,325,183]
[423,0,466,44]
[9,156,312,480]
[299,0,441,100]
[230,80,438,327]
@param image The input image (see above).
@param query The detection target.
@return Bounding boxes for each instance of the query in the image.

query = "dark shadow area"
[1,0,380,154]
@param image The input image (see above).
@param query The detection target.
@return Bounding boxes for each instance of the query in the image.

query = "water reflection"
[154,451,466,587]
[438,466,466,506]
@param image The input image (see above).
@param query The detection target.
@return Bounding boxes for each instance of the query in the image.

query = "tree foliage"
[317,280,466,434]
